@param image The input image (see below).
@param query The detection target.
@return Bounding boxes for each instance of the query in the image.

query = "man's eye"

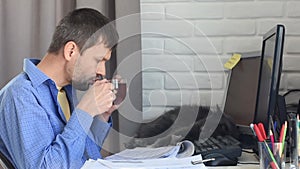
[95,58,101,62]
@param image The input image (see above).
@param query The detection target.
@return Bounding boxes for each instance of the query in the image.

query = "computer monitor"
[297,99,300,115]
[254,25,285,135]
[223,53,261,129]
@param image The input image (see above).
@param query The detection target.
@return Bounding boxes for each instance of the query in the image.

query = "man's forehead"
[83,42,110,55]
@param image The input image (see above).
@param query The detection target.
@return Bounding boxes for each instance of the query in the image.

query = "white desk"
[207,151,259,169]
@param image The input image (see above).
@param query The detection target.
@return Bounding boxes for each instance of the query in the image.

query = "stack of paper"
[104,145,180,160]
[104,140,194,160]
[81,154,207,169]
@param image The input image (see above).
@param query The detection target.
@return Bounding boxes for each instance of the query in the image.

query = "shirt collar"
[23,58,74,104]
[23,58,51,88]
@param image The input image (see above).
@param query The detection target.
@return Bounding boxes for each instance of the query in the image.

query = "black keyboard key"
[224,135,240,145]
[193,135,242,159]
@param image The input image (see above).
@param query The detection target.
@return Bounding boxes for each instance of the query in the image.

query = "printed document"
[81,154,207,169]
[105,140,194,160]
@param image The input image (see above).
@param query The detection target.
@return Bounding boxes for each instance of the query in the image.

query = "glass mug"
[96,75,127,105]
[111,78,126,105]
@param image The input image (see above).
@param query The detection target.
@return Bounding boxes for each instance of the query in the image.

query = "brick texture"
[141,0,300,120]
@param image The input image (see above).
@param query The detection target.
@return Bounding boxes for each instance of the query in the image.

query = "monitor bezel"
[253,24,285,135]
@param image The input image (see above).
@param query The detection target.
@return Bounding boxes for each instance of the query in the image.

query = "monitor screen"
[224,54,261,127]
[254,25,285,135]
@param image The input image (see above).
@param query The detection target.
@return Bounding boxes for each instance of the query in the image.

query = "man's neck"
[37,53,70,87]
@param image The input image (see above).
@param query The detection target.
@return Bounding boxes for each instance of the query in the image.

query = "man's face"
[71,43,111,91]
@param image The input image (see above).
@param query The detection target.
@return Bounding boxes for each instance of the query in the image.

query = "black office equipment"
[254,24,285,136]
[193,135,241,159]
[202,152,238,166]
[220,53,262,149]
[283,89,300,114]
[298,99,300,115]
[223,53,261,129]
[276,94,287,126]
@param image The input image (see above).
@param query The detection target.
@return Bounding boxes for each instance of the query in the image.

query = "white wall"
[141,0,300,121]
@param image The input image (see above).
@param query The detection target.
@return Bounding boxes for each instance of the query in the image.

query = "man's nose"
[96,62,106,78]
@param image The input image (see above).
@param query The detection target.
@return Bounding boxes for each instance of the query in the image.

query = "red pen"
[279,123,285,143]
[258,123,267,140]
[270,161,278,169]
[253,124,264,142]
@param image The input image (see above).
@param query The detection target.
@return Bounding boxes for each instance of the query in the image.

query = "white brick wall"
[141,0,300,120]
[166,3,224,19]
[224,2,284,18]
[164,38,223,54]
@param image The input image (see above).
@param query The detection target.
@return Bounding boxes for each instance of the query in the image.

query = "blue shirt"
[0,59,111,169]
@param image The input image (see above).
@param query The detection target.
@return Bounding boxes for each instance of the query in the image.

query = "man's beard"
[72,78,90,91]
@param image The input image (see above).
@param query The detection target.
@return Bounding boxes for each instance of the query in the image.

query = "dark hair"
[47,8,119,54]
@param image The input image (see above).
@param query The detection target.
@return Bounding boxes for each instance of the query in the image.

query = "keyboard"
[193,135,242,158]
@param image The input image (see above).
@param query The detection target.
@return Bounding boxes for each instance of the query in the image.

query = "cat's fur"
[126,105,239,148]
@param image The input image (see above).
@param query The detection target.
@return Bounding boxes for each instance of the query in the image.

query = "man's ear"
[63,41,79,61]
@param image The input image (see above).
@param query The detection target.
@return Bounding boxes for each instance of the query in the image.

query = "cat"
[125,105,240,148]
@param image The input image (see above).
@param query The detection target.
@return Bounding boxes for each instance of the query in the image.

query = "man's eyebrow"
[102,51,112,61]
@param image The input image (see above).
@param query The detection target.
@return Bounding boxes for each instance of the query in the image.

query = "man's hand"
[77,80,115,117]
[97,104,119,122]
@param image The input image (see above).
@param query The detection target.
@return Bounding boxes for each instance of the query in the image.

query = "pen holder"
[258,141,286,169]
[288,114,299,169]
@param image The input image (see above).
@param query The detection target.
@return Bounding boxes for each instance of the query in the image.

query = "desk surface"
[207,151,293,169]
[207,151,259,169]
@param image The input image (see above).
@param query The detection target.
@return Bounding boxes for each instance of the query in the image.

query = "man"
[0,8,119,168]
